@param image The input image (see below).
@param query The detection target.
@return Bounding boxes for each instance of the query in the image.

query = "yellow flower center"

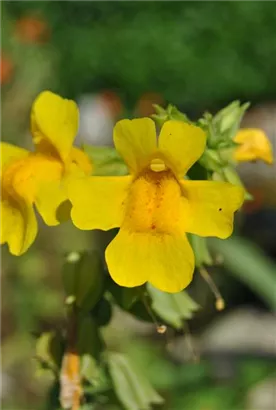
[2,153,63,201]
[124,168,186,234]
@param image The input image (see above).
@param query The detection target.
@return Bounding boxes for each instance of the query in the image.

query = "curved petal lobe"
[159,121,206,177]
[113,118,157,175]
[31,91,79,162]
[68,175,132,230]
[106,230,194,293]
[182,180,244,239]
[1,197,37,256]
[35,180,68,226]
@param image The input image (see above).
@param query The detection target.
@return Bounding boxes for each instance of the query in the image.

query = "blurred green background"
[1,2,276,410]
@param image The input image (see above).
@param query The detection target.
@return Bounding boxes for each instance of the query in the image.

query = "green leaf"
[93,296,113,327]
[80,353,100,385]
[107,352,163,410]
[77,315,103,386]
[147,284,200,329]
[108,280,141,310]
[62,251,105,313]
[77,316,103,361]
[209,236,276,310]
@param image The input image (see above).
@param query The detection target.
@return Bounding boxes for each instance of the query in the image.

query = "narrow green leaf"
[107,352,163,410]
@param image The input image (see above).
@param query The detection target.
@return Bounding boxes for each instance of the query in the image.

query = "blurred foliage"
[210,236,276,310]
[2,2,276,112]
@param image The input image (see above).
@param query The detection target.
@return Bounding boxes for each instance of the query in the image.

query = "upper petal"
[68,175,132,230]
[105,230,194,293]
[113,118,157,175]
[31,91,79,163]
[159,121,206,177]
[1,197,37,256]
[182,180,244,239]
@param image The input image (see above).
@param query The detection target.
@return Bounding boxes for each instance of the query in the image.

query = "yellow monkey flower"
[234,128,273,164]
[69,119,244,293]
[1,91,92,256]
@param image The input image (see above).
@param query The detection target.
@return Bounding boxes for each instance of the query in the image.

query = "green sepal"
[200,101,250,148]
[152,103,190,127]
[199,149,224,172]
[214,100,250,137]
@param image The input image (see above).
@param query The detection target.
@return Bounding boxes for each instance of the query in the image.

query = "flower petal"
[1,142,29,173]
[9,154,63,203]
[34,180,68,226]
[31,91,79,162]
[1,197,37,256]
[234,128,274,164]
[113,118,157,174]
[106,230,194,293]
[68,175,132,230]
[182,180,244,239]
[159,121,206,177]
[69,147,93,175]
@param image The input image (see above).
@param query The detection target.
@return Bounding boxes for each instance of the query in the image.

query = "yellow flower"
[68,119,244,293]
[234,128,273,164]
[1,91,92,256]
